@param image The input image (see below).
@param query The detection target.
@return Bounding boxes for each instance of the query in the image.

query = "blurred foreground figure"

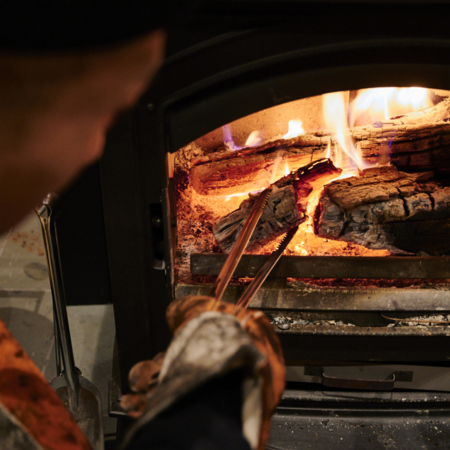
[0,29,165,233]
[0,2,286,449]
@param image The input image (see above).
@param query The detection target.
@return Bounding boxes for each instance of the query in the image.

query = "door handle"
[304,366,413,391]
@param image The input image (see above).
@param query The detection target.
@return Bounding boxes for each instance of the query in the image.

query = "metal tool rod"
[37,194,81,410]
[53,301,62,376]
[237,226,298,308]
[191,254,450,280]
[210,187,272,302]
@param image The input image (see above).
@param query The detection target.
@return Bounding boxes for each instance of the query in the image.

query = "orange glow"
[306,189,321,219]
[284,162,291,177]
[325,137,331,160]
[222,192,254,201]
[269,151,285,184]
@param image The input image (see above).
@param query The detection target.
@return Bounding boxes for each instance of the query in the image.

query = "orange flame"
[245,130,263,147]
[283,120,305,139]
[223,125,264,151]
[323,92,367,175]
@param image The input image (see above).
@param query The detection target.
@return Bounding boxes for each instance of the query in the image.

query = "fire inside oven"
[172,87,450,339]
[98,6,450,443]
[100,3,450,381]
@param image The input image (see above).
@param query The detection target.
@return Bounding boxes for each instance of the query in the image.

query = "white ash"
[270,315,294,330]
[268,314,355,330]
[305,320,355,327]
[385,314,450,327]
[175,142,205,172]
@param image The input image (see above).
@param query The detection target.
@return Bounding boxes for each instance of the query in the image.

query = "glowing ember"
[222,192,253,201]
[269,152,285,184]
[325,137,331,159]
[283,120,305,139]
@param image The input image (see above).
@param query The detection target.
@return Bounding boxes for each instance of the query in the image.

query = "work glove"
[120,295,285,450]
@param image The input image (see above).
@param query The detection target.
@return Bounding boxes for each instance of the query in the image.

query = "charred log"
[190,134,329,196]
[353,122,450,172]
[327,99,450,172]
[214,159,342,253]
[314,166,450,255]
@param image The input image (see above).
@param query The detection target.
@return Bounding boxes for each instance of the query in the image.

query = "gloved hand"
[119,351,165,418]
[120,295,285,450]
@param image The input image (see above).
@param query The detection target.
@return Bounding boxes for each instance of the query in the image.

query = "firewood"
[190,99,450,197]
[213,159,342,253]
[353,123,450,172]
[190,134,329,196]
[314,165,450,255]
[323,99,450,171]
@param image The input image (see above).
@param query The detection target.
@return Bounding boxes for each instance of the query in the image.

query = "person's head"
[0,2,193,232]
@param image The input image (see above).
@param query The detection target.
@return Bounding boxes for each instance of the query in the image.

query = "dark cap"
[0,1,197,52]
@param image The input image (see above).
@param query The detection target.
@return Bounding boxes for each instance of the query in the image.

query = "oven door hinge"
[149,188,176,290]
[149,202,166,271]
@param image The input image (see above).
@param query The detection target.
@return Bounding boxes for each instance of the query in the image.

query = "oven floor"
[0,212,117,447]
[270,407,450,449]
[269,389,450,450]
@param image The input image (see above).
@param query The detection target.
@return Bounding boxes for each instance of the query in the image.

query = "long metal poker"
[210,187,272,302]
[236,225,299,309]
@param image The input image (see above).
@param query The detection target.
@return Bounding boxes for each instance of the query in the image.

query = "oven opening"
[172,87,450,333]
[98,7,450,438]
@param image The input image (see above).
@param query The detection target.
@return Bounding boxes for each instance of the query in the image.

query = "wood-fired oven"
[57,0,450,446]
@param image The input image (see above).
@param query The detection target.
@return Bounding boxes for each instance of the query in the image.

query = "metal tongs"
[210,187,299,308]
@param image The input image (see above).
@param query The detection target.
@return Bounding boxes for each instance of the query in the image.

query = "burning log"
[190,99,450,197]
[352,98,450,172]
[314,166,450,255]
[190,134,329,196]
[213,159,342,253]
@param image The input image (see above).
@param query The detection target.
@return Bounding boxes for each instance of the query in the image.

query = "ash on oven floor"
[267,311,450,331]
[269,314,356,330]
